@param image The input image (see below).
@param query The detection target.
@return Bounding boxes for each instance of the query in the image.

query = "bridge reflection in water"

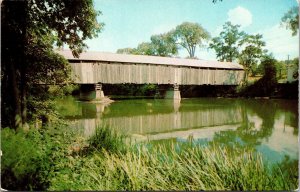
[59,97,298,162]
[65,98,243,140]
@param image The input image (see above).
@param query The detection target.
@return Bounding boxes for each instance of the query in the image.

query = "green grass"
[2,126,298,191]
[49,127,298,191]
[88,125,128,154]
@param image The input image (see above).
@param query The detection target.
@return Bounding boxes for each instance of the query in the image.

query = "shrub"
[238,56,277,97]
[1,126,79,190]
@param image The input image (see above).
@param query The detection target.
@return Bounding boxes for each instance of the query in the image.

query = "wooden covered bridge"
[58,50,244,100]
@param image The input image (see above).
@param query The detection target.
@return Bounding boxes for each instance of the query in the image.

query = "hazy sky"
[85,0,299,61]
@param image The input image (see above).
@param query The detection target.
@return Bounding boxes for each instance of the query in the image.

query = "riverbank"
[1,126,298,191]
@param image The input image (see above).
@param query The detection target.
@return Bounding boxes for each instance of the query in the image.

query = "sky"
[85,0,299,61]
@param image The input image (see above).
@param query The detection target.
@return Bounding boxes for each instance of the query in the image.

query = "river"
[56,96,298,164]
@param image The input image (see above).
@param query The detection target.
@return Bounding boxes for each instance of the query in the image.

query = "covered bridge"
[58,50,244,100]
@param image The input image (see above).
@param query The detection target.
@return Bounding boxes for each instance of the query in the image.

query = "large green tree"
[281,6,299,36]
[1,0,103,128]
[209,22,245,62]
[174,22,210,58]
[238,34,266,82]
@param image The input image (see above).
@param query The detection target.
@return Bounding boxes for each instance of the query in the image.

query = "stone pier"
[165,84,181,100]
[79,83,105,101]
[94,83,105,100]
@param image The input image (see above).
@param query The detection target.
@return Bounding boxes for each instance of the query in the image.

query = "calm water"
[57,96,299,164]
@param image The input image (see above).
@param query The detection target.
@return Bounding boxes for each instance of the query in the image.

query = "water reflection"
[57,97,298,163]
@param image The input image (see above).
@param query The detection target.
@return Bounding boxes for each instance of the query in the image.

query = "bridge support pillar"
[94,83,105,100]
[79,83,105,101]
[165,84,181,100]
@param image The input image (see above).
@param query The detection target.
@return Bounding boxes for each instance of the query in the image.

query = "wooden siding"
[70,62,244,85]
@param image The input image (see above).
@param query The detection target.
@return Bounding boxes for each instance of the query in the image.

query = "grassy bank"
[1,126,298,191]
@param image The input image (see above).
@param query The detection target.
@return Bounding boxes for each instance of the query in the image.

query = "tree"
[212,0,223,3]
[150,32,178,56]
[281,6,299,36]
[117,48,136,54]
[116,32,178,57]
[238,34,266,82]
[291,57,299,80]
[134,42,156,55]
[174,22,210,58]
[209,22,245,62]
[1,0,103,128]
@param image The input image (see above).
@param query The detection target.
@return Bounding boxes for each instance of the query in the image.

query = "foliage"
[174,22,210,58]
[150,32,178,56]
[48,84,80,96]
[238,34,266,82]
[281,6,299,36]
[117,22,209,58]
[1,126,81,190]
[291,57,299,80]
[104,84,158,97]
[117,32,178,57]
[135,42,157,55]
[238,55,277,97]
[209,22,245,62]
[1,0,103,128]
[117,47,137,54]
[274,60,287,79]
[209,21,266,83]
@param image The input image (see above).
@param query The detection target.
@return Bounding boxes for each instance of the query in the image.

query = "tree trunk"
[243,69,249,84]
[9,62,22,129]
[20,67,27,126]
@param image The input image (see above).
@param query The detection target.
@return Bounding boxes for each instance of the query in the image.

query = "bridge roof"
[58,50,244,70]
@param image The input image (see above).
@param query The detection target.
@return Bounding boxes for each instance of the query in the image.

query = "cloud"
[227,6,252,28]
[259,24,298,60]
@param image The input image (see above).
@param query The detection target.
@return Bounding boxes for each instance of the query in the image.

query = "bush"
[238,56,277,97]
[1,126,79,190]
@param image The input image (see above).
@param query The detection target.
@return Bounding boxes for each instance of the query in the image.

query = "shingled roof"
[57,50,244,70]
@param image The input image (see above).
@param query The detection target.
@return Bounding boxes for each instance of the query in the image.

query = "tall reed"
[50,127,298,191]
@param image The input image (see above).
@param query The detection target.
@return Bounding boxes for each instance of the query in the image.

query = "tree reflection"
[207,100,278,151]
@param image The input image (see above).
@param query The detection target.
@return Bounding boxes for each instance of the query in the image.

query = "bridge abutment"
[165,84,181,100]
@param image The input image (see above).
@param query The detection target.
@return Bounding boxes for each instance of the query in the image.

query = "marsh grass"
[87,125,128,154]
[50,126,299,191]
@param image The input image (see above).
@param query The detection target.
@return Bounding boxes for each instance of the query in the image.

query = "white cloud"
[259,24,299,60]
[228,6,252,28]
